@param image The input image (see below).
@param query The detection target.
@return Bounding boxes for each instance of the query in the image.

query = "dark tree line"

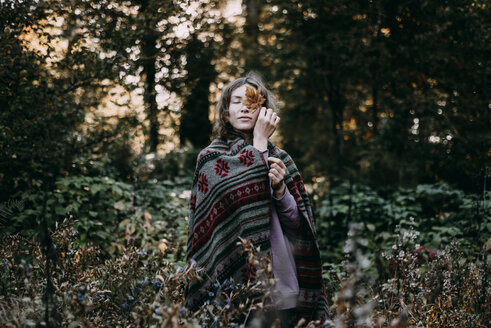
[256,0,489,193]
[1,0,489,204]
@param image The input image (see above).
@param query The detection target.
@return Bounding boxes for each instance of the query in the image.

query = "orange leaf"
[242,86,265,113]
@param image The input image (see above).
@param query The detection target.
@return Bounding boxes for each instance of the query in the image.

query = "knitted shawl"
[185,137,328,322]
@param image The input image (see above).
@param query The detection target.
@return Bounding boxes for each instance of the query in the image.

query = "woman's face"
[228,84,261,135]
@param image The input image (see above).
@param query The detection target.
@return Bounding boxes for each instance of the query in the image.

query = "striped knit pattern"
[185,137,328,323]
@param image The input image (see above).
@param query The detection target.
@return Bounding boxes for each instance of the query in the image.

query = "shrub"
[0,220,281,327]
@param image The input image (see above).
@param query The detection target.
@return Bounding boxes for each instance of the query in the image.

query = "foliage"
[0,0,94,201]
[148,147,202,182]
[0,220,281,327]
[315,180,490,265]
[1,0,490,326]
[257,0,489,191]
[3,172,192,258]
[1,203,489,327]
[322,221,490,327]
[242,86,266,113]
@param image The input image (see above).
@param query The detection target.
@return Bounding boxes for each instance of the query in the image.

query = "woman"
[185,73,328,326]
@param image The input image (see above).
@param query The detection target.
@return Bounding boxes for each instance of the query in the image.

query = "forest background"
[0,0,489,327]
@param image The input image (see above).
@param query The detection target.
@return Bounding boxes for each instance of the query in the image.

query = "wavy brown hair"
[213,72,279,140]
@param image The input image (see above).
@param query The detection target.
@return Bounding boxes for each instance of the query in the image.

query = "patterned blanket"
[185,136,328,322]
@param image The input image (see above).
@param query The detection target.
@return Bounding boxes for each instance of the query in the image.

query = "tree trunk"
[372,83,379,134]
[139,0,159,153]
[328,85,346,178]
[243,0,261,72]
[180,36,215,148]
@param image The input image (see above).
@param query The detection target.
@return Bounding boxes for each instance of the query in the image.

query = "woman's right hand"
[253,107,280,150]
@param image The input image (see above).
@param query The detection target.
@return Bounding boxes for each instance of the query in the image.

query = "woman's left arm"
[261,150,300,229]
[272,186,301,229]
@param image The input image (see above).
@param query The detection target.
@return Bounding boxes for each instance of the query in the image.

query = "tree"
[179,34,215,148]
[62,0,192,153]
[259,0,489,192]
[0,0,103,203]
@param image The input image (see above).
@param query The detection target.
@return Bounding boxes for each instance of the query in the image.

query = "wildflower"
[155,308,162,316]
[137,276,149,287]
[152,279,162,291]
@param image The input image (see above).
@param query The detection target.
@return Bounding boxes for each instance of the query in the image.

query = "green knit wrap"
[185,137,328,322]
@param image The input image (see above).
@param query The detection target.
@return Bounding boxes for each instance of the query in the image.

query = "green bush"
[3,175,192,257]
[315,181,490,265]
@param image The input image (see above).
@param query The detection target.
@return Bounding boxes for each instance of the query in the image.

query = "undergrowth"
[0,217,488,327]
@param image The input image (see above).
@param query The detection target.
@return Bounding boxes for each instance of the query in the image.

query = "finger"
[268,158,283,170]
[270,157,286,170]
[275,167,286,180]
[268,172,278,184]
[271,163,284,174]
[268,157,284,166]
[260,107,267,116]
[271,112,278,123]
[270,168,283,180]
[274,116,280,126]
[270,173,283,188]
[271,174,281,187]
[265,108,273,121]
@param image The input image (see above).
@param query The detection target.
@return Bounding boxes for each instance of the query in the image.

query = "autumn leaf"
[242,86,265,113]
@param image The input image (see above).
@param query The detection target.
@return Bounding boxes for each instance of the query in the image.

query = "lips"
[238,117,251,120]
